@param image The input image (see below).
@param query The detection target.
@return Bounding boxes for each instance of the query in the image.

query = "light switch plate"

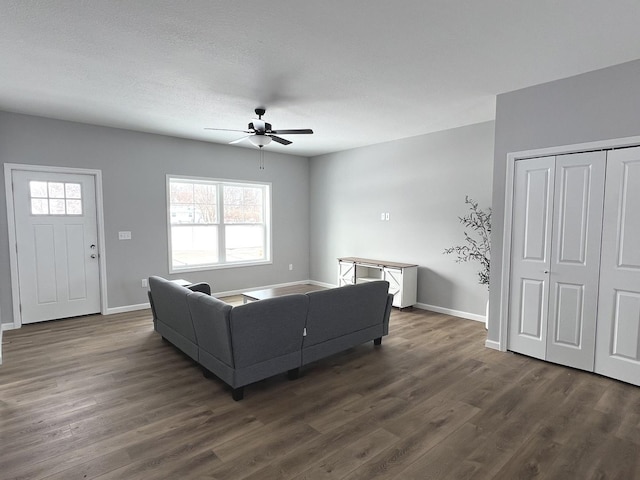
[118,231,132,240]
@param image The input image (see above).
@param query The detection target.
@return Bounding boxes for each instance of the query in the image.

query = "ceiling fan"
[205,107,313,148]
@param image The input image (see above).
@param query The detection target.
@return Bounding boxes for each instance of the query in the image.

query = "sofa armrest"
[187,282,211,295]
[383,293,393,335]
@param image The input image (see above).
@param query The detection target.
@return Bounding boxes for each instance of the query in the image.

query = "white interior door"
[545,152,606,371]
[12,170,101,324]
[595,147,640,386]
[508,156,555,360]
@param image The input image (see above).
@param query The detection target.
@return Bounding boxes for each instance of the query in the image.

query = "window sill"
[169,260,272,274]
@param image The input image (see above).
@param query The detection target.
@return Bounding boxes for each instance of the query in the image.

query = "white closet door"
[508,156,555,360]
[595,147,640,386]
[546,152,606,371]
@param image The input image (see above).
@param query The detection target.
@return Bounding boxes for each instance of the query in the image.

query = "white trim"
[105,303,150,315]
[485,339,501,350]
[4,165,20,329]
[414,302,486,323]
[307,280,336,289]
[170,260,274,274]
[497,134,640,351]
[4,163,108,329]
[2,322,19,331]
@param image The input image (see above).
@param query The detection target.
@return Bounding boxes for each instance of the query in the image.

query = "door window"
[29,181,83,215]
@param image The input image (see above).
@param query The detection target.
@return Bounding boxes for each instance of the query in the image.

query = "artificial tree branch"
[443,196,491,287]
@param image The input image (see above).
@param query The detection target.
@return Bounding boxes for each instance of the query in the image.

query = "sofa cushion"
[303,281,390,347]
[187,292,234,367]
[230,294,309,368]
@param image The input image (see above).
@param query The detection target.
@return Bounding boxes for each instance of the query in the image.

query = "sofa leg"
[374,337,382,346]
[287,368,300,380]
[232,387,245,401]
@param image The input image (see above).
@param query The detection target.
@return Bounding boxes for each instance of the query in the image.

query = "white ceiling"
[2,1,640,157]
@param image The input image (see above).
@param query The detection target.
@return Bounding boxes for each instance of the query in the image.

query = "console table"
[338,257,418,308]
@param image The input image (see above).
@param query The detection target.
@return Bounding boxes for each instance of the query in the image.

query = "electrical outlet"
[141,278,148,288]
[289,264,293,271]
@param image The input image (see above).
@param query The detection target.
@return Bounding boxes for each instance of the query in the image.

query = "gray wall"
[0,112,310,325]
[489,58,640,343]
[310,121,494,317]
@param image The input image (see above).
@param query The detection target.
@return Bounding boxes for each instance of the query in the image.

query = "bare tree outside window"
[168,177,270,271]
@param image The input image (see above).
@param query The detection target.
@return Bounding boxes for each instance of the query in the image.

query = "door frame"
[495,134,640,352]
[4,163,108,329]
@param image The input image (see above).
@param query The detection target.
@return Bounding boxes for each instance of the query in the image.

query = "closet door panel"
[546,152,606,371]
[508,156,555,360]
[595,147,640,386]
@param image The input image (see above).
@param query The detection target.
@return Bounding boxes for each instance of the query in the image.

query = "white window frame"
[166,175,272,273]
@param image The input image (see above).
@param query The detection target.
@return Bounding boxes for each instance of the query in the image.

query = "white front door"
[12,170,101,324]
[595,147,640,386]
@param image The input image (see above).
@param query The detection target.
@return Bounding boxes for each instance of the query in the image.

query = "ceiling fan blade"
[269,135,292,145]
[205,128,252,133]
[229,135,250,144]
[270,129,313,135]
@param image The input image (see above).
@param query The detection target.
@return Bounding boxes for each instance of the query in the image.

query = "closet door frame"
[494,134,640,352]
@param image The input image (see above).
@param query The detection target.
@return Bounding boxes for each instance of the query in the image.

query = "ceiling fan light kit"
[248,134,272,147]
[205,107,313,149]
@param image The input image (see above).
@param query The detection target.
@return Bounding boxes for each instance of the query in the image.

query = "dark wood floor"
[1,303,639,479]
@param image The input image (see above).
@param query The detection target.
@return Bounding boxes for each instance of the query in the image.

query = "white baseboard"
[105,303,151,315]
[485,339,501,351]
[1,322,19,331]
[414,303,486,323]
[307,280,337,289]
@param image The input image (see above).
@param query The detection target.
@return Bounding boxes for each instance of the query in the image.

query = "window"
[29,181,83,215]
[167,176,271,271]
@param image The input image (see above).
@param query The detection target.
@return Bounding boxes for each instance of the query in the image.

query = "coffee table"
[242,284,327,303]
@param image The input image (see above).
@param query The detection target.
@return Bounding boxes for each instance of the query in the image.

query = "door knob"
[544,270,549,274]
[90,244,96,249]
[90,254,97,259]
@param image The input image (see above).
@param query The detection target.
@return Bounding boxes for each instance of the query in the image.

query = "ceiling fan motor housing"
[248,122,272,133]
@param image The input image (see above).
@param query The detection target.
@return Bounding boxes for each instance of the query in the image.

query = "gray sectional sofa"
[148,276,393,400]
[147,277,211,361]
